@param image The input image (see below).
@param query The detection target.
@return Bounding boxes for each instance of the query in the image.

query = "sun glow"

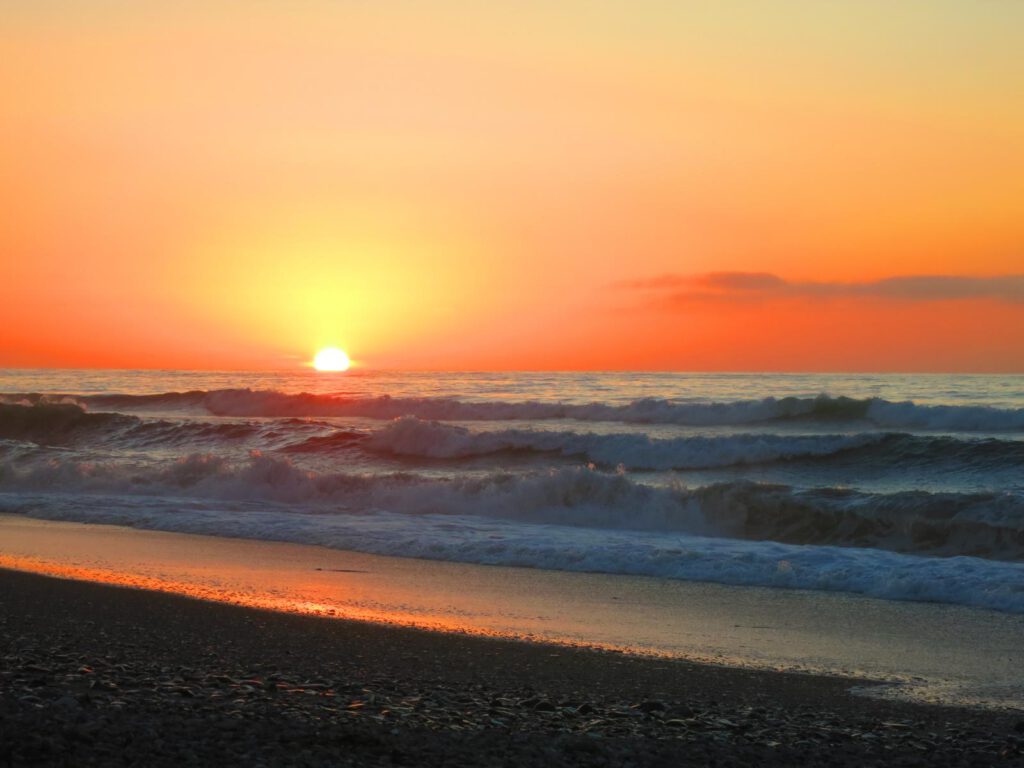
[312,347,350,372]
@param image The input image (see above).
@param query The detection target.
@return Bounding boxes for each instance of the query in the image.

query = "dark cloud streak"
[619,272,1024,308]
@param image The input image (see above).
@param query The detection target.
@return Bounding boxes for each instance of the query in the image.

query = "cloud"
[619,272,1024,308]
[842,275,1024,302]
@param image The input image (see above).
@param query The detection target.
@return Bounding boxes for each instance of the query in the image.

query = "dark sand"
[1,568,1021,767]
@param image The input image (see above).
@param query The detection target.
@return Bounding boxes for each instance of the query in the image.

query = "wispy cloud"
[618,272,1024,308]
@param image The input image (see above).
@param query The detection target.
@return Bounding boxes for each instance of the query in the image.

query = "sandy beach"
[3,568,1023,766]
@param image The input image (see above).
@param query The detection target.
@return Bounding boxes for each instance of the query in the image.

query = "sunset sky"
[2,1,1022,371]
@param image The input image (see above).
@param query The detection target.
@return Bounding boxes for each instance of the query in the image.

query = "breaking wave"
[0,402,275,449]
[2,453,1022,562]
[43,388,1024,431]
[5,401,1024,474]
[364,417,886,469]
[0,402,136,445]
[362,418,1024,472]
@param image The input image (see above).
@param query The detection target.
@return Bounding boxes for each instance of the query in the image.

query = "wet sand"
[2,514,1023,709]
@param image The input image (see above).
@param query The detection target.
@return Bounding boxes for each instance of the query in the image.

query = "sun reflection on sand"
[0,517,680,661]
[0,553,512,637]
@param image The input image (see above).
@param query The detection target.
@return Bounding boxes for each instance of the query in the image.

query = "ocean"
[1,370,1023,613]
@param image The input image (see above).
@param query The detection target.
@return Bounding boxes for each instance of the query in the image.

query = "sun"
[312,347,351,372]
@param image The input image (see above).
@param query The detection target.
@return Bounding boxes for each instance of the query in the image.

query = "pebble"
[3,570,1020,767]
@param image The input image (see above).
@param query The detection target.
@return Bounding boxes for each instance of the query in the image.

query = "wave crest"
[0,402,134,445]
[52,388,1024,430]
[363,417,885,470]
[2,454,1022,561]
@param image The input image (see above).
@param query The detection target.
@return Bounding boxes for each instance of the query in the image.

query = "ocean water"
[1,370,1023,613]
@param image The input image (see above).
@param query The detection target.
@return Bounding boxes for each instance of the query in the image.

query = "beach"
[4,567,1023,767]
[3,515,1023,709]
[2,516,1024,765]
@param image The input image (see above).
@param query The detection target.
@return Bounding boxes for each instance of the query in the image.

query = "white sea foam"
[4,491,1024,614]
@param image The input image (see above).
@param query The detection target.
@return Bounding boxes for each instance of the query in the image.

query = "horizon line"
[1,366,1022,376]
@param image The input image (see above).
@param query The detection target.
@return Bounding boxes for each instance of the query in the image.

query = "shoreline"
[2,567,1023,766]
[2,514,1024,710]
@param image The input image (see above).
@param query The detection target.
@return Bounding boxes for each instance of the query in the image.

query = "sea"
[1,370,1023,614]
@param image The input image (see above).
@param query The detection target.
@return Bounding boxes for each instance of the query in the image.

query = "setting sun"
[312,347,350,372]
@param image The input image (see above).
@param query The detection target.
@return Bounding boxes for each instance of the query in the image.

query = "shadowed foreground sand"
[1,568,1022,767]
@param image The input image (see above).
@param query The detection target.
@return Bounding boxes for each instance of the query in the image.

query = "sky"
[2,0,1023,371]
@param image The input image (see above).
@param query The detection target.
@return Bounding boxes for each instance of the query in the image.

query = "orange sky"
[2,1,1022,371]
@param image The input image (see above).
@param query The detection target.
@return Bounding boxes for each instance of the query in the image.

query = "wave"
[281,430,366,453]
[370,417,1024,473]
[363,417,887,470]
[2,453,1022,561]
[44,388,1024,431]
[76,390,210,411]
[0,402,136,444]
[0,402,275,449]
[316,417,1024,474]
[4,487,1024,614]
[8,399,1023,479]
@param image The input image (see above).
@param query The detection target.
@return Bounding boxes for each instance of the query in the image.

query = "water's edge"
[2,514,1021,711]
